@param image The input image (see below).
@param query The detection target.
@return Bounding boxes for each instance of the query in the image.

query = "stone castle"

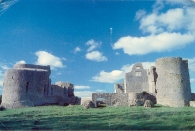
[1,64,79,108]
[92,57,195,107]
[1,57,195,108]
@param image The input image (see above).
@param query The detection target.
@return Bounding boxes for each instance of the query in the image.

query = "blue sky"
[0,0,195,97]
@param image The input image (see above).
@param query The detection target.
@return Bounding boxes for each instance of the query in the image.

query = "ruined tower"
[155,57,191,107]
[1,64,51,108]
[1,64,77,108]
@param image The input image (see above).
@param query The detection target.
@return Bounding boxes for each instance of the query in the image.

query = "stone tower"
[1,64,51,108]
[155,57,191,107]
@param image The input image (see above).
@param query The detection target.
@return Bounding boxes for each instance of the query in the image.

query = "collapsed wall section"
[92,92,156,107]
[114,82,124,93]
[92,93,128,107]
[156,57,191,107]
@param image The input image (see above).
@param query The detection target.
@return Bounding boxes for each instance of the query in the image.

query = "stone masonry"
[1,64,78,108]
[101,57,193,107]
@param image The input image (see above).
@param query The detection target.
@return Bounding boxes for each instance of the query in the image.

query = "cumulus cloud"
[113,1,195,56]
[113,32,194,55]
[16,60,26,64]
[73,47,81,54]
[74,91,93,98]
[91,62,154,83]
[86,50,107,62]
[86,39,101,52]
[74,85,90,89]
[35,51,64,69]
[0,0,19,15]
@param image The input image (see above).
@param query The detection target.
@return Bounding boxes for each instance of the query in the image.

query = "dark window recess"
[44,85,46,93]
[64,87,67,94]
[26,82,29,92]
[51,87,53,95]
[12,76,13,79]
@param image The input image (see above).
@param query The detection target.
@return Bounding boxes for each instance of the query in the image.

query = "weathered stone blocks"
[156,57,191,107]
[190,101,195,107]
[144,100,154,108]
[1,64,77,108]
[82,100,95,109]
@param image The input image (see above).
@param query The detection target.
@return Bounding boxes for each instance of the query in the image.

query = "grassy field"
[0,105,195,130]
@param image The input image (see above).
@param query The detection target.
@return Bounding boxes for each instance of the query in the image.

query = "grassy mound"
[0,105,195,130]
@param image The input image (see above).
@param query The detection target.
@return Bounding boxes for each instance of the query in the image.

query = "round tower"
[1,64,51,108]
[155,57,191,107]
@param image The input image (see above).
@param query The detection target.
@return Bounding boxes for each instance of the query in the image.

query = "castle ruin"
[93,57,194,107]
[1,64,79,108]
[1,57,195,108]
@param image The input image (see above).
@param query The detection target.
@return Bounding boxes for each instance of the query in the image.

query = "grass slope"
[0,105,195,130]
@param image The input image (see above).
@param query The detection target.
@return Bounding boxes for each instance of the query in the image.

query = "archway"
[96,98,106,107]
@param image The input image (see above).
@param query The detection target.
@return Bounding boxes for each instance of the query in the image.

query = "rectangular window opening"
[136,71,141,76]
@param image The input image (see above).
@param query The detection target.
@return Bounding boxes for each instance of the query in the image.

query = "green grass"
[0,105,195,130]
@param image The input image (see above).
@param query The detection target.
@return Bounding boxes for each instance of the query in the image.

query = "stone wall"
[92,93,128,107]
[1,66,50,108]
[92,92,156,107]
[148,66,158,93]
[155,57,191,107]
[114,82,124,93]
[1,64,76,108]
[124,63,149,93]
[191,93,195,101]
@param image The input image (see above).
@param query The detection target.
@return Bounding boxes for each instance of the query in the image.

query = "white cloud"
[0,70,4,86]
[74,85,90,89]
[73,47,81,53]
[152,0,164,12]
[35,51,64,69]
[91,62,154,83]
[0,63,10,87]
[74,90,107,98]
[16,60,26,64]
[135,9,146,20]
[187,57,195,72]
[86,50,107,62]
[92,70,123,83]
[190,78,195,83]
[86,39,101,52]
[113,3,195,56]
[0,65,9,70]
[74,91,93,98]
[96,90,106,93]
[0,0,18,16]
[115,52,119,55]
[165,0,194,6]
[113,32,194,55]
